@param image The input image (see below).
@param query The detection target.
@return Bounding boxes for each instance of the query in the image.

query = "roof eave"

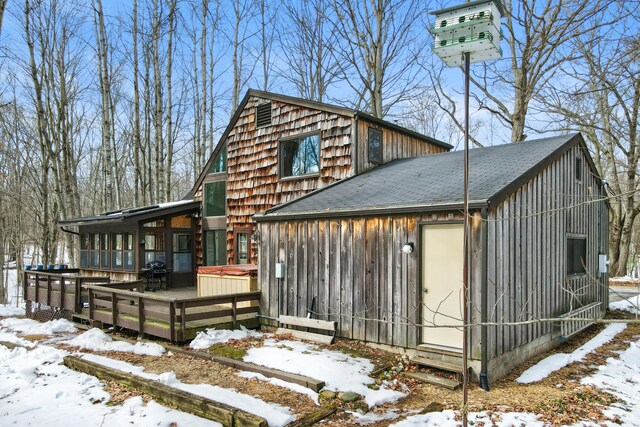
[255,200,488,222]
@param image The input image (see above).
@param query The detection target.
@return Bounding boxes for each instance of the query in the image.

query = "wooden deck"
[24,271,260,341]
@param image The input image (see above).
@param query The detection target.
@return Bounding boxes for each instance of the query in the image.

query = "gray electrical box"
[598,254,609,274]
[275,262,285,279]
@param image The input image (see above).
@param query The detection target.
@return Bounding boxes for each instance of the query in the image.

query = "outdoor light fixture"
[430,0,504,412]
[402,243,414,254]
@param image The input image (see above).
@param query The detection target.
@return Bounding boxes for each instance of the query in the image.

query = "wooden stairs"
[404,355,465,390]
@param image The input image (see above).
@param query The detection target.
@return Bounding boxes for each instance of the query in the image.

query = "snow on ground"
[391,410,545,427]
[244,339,405,407]
[610,276,640,283]
[0,317,77,335]
[65,328,166,356]
[516,323,627,384]
[0,341,220,426]
[189,325,264,349]
[80,353,296,427]
[610,294,640,315]
[2,268,23,309]
[0,304,25,317]
[238,370,320,405]
[582,338,640,426]
[347,408,419,425]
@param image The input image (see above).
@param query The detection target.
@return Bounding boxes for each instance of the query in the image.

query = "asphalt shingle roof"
[263,133,580,218]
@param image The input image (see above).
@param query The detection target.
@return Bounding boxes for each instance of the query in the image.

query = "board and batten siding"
[258,213,467,349]
[355,118,448,174]
[484,144,607,360]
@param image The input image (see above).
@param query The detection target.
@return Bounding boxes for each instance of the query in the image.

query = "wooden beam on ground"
[169,348,326,392]
[63,355,267,427]
[278,316,336,332]
[288,408,337,427]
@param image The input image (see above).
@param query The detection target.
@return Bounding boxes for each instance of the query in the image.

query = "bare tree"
[230,0,257,112]
[463,0,613,143]
[132,0,143,206]
[539,5,640,275]
[279,0,340,102]
[0,0,7,37]
[164,0,177,201]
[330,0,423,118]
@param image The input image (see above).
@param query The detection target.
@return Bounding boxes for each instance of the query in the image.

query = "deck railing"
[23,270,112,313]
[83,284,261,341]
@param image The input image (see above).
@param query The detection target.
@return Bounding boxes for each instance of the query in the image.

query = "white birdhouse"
[431,0,504,67]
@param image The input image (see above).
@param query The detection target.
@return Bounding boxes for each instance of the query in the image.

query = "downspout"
[60,226,80,236]
[480,207,490,391]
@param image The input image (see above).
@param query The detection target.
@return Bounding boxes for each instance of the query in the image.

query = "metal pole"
[462,50,471,427]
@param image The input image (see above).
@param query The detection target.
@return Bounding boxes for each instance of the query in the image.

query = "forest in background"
[0,0,639,304]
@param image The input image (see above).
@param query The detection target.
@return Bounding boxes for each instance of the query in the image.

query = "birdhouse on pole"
[431,0,504,67]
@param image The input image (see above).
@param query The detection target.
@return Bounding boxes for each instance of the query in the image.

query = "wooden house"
[255,133,609,385]
[190,89,452,268]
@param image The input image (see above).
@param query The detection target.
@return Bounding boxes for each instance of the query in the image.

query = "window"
[204,181,226,217]
[170,215,191,228]
[144,232,166,264]
[112,234,123,270]
[143,219,165,228]
[110,233,135,271]
[368,127,383,164]
[90,234,100,267]
[80,234,89,267]
[204,230,226,266]
[280,133,320,178]
[575,157,582,182]
[236,232,249,264]
[567,237,587,275]
[208,148,227,174]
[172,233,192,272]
[255,102,272,128]
[100,233,110,268]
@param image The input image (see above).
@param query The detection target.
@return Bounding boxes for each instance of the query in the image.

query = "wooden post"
[34,273,40,305]
[46,274,52,306]
[88,288,94,320]
[112,291,118,327]
[232,296,237,329]
[75,278,81,313]
[138,297,145,336]
[22,271,28,302]
[180,301,186,340]
[60,276,66,311]
[169,302,176,341]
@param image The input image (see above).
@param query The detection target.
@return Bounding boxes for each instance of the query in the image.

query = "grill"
[140,261,168,292]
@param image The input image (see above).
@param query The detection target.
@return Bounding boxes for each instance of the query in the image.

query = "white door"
[421,223,464,349]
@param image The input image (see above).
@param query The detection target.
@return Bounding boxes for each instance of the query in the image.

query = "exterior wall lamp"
[402,243,414,254]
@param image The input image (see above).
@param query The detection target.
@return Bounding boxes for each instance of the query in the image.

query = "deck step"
[404,372,461,390]
[411,356,464,374]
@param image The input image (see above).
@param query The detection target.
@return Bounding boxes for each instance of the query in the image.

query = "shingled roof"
[257,133,594,220]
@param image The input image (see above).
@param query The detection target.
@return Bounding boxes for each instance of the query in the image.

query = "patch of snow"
[582,339,640,426]
[0,342,219,426]
[81,353,296,427]
[0,304,25,317]
[610,276,640,282]
[516,323,627,384]
[190,325,263,350]
[238,370,319,405]
[65,328,165,356]
[244,339,405,407]
[347,408,407,425]
[0,330,36,348]
[391,410,544,427]
[610,294,640,315]
[0,317,77,335]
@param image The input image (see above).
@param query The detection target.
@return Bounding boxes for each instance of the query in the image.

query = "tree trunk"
[132,0,142,206]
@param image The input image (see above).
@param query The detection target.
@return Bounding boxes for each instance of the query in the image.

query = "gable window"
[368,127,383,164]
[280,133,320,178]
[256,102,272,128]
[567,236,587,275]
[208,148,227,174]
[204,181,226,217]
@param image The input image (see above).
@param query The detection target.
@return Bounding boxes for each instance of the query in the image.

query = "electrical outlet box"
[599,254,609,274]
[275,262,285,279]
